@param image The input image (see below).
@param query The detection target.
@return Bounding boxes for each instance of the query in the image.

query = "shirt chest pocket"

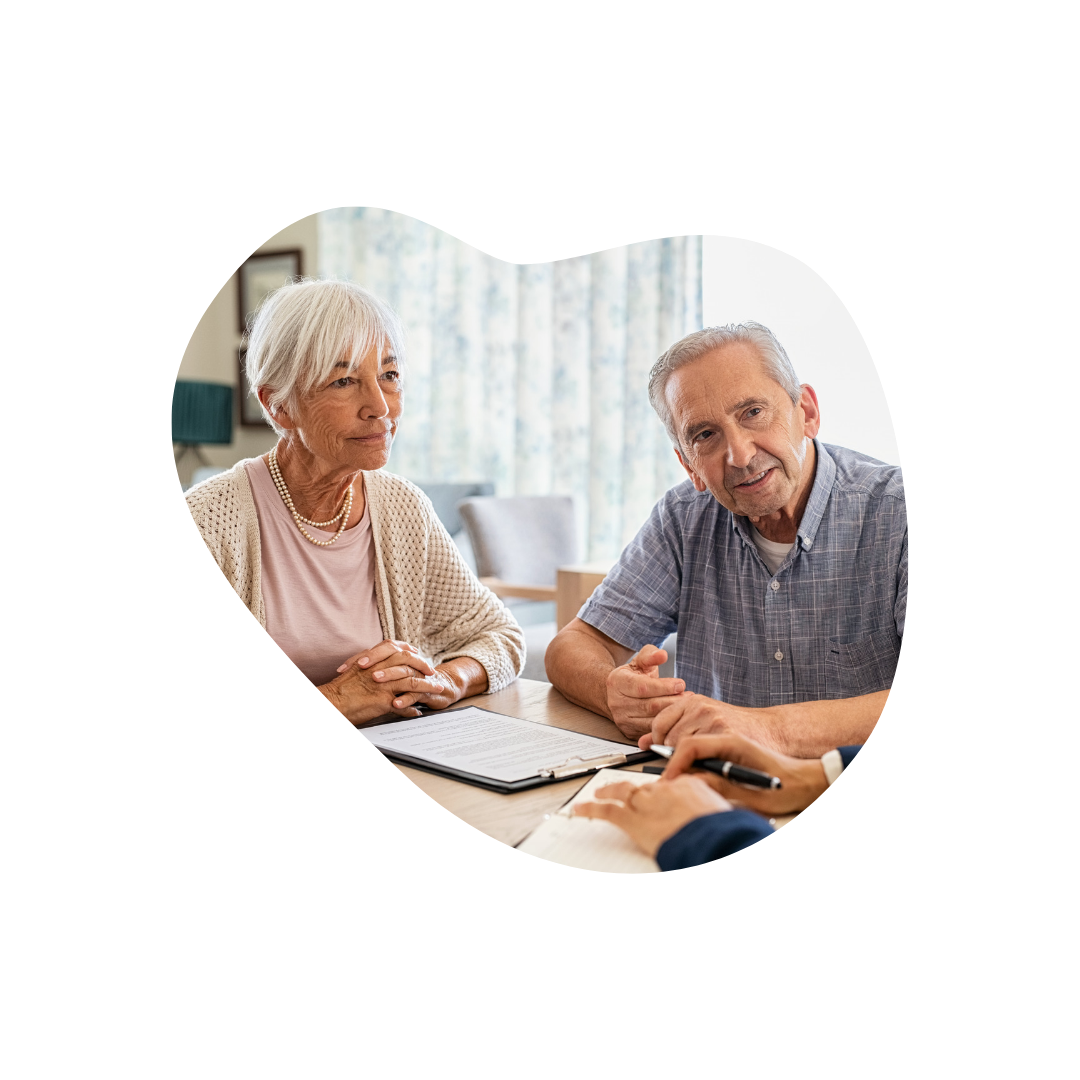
[825,627,901,698]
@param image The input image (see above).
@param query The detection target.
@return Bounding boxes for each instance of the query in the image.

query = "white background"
[4,2,1075,1071]
[704,235,900,464]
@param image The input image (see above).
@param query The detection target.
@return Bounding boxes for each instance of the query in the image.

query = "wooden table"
[393,678,648,848]
[393,678,797,849]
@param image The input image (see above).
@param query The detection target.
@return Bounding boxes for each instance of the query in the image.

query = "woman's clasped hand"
[322,639,483,722]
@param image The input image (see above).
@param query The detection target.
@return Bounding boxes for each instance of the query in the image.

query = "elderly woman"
[186,279,524,724]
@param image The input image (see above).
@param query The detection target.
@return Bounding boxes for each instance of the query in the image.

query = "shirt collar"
[729,439,835,552]
[795,439,835,550]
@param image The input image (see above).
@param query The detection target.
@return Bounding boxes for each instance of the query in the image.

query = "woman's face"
[290,342,403,473]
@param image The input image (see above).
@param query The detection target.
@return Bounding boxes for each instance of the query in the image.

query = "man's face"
[665,342,821,521]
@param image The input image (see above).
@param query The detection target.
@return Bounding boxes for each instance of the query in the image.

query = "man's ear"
[797,384,821,440]
[257,387,296,431]
[675,447,708,493]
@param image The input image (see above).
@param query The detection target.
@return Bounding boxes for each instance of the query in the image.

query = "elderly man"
[545,322,906,757]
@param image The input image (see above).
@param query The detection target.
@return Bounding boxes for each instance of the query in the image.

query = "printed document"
[360,707,637,783]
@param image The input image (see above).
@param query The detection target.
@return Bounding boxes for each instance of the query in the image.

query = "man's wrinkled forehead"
[667,342,784,411]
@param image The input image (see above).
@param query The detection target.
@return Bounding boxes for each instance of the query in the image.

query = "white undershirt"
[751,526,794,576]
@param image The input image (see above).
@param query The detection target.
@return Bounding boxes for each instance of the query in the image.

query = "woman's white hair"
[647,321,802,450]
[245,278,407,437]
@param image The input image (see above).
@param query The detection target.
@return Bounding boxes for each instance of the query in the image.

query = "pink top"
[246,458,384,686]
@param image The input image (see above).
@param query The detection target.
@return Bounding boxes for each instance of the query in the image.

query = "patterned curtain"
[318,208,702,561]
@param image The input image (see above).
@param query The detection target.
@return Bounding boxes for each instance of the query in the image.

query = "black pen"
[650,744,782,790]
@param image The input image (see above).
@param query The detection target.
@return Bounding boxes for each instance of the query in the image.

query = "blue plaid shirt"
[579,442,906,707]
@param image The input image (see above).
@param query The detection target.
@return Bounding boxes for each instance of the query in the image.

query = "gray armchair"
[413,481,495,538]
[457,496,578,681]
[412,481,495,573]
[457,495,577,598]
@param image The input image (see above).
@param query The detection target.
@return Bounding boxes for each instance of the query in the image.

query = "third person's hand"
[657,731,830,815]
[573,775,732,857]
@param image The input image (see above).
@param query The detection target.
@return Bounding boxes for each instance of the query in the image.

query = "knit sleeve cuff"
[438,627,527,693]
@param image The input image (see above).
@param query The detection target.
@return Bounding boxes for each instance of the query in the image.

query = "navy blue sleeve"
[838,745,861,769]
[655,810,774,870]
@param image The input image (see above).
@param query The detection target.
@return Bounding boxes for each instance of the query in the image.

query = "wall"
[702,236,899,466]
[177,225,895,491]
[173,215,319,488]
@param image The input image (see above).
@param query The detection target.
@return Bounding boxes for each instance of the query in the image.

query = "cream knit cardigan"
[185,461,526,691]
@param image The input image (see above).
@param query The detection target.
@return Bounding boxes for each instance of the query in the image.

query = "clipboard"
[358,708,652,794]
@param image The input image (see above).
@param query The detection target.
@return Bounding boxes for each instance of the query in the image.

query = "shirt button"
[770,580,780,591]
[774,650,784,661]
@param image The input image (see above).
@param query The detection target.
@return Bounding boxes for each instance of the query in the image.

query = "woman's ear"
[256,387,296,430]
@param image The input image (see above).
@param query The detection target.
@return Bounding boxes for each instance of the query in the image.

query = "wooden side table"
[555,561,613,629]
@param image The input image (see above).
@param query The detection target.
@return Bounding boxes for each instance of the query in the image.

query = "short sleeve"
[578,494,684,651]
[895,529,907,638]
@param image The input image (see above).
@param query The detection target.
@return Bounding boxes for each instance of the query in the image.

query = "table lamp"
[172,380,233,467]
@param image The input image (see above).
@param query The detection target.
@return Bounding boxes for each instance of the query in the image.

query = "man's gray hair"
[647,321,802,450]
[245,278,407,437]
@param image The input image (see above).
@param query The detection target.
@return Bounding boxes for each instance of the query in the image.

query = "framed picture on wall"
[237,248,302,333]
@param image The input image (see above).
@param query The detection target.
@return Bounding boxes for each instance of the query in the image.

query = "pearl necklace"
[268,445,354,547]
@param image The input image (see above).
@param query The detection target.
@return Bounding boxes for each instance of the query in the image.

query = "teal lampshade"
[172,381,233,445]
